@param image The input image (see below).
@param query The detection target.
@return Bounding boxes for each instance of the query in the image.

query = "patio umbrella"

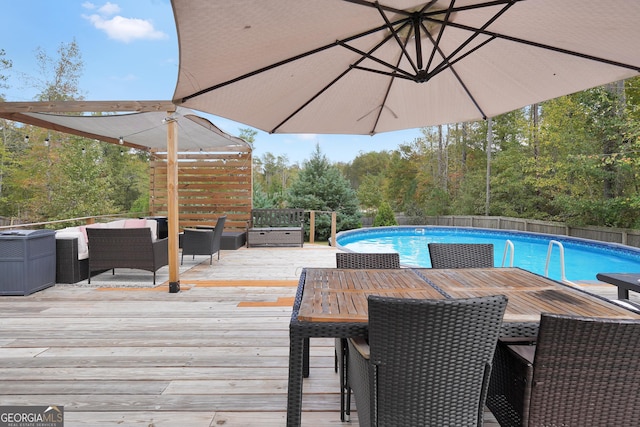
[171,0,640,135]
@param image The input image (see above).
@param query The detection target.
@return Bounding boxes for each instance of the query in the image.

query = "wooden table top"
[298,268,640,323]
[299,268,445,322]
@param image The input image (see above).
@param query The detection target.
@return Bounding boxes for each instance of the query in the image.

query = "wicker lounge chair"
[428,243,494,268]
[488,313,640,427]
[87,227,168,285]
[348,294,507,427]
[181,216,226,265]
[334,252,401,421]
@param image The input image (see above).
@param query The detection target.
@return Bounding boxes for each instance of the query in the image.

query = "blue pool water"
[336,226,640,282]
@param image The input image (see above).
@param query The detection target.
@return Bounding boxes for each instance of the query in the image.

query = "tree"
[0,50,13,208]
[287,144,360,239]
[344,150,392,189]
[104,145,150,213]
[373,200,397,226]
[253,152,294,207]
[0,49,11,97]
[31,40,84,101]
[46,139,117,220]
[357,173,385,212]
[238,128,257,146]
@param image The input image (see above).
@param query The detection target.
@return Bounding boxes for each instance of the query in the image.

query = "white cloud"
[296,134,318,141]
[83,2,167,43]
[98,1,121,16]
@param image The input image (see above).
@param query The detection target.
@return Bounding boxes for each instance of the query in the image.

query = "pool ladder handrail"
[501,240,514,267]
[545,240,576,285]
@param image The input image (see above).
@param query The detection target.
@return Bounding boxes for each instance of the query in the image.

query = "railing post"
[309,211,315,244]
[331,212,337,245]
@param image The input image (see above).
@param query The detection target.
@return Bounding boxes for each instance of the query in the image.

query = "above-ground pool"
[335,226,640,282]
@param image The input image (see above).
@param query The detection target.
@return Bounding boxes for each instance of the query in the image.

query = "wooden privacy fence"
[149,150,252,233]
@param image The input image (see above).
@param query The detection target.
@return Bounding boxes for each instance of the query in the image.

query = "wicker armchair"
[181,216,226,265]
[87,228,168,285]
[334,252,401,421]
[428,243,494,268]
[487,313,640,427]
[348,294,507,427]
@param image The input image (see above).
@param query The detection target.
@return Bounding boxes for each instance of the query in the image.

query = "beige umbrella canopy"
[171,0,640,135]
[0,105,249,152]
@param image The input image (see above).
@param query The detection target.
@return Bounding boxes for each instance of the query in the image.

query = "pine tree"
[287,144,360,240]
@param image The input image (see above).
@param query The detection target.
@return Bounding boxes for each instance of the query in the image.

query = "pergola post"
[167,115,180,293]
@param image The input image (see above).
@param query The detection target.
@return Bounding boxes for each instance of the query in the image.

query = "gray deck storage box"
[0,229,56,295]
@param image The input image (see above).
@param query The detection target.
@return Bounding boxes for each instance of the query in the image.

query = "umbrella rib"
[445,21,640,73]
[350,66,415,81]
[272,10,423,133]
[424,0,457,74]
[341,0,415,17]
[422,25,491,120]
[370,49,406,135]
[338,40,415,80]
[419,7,502,121]
[424,1,515,77]
[373,2,419,74]
[440,59,488,121]
[179,21,396,103]
[269,66,351,133]
[271,29,400,133]
[421,0,524,17]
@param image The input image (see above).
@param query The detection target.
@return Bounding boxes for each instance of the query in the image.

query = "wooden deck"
[0,244,627,426]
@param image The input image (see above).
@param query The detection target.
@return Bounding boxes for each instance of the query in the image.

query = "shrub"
[373,201,398,226]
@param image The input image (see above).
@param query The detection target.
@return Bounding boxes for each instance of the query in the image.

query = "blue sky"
[1,0,425,164]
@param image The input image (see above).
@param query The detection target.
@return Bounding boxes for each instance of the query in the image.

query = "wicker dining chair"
[334,252,400,421]
[348,294,507,427]
[488,313,640,427]
[428,243,494,268]
[181,216,226,265]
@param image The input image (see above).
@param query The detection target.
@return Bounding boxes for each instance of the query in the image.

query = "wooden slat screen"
[149,150,252,232]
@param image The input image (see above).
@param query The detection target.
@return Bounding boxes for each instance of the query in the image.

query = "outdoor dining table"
[286,267,640,427]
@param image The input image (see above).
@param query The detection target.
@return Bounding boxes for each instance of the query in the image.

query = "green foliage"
[46,139,117,220]
[357,174,385,212]
[0,49,11,95]
[0,42,150,223]
[103,144,150,212]
[344,150,392,189]
[33,40,84,102]
[252,152,295,208]
[252,180,277,208]
[287,144,360,239]
[373,201,397,226]
[238,128,257,145]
